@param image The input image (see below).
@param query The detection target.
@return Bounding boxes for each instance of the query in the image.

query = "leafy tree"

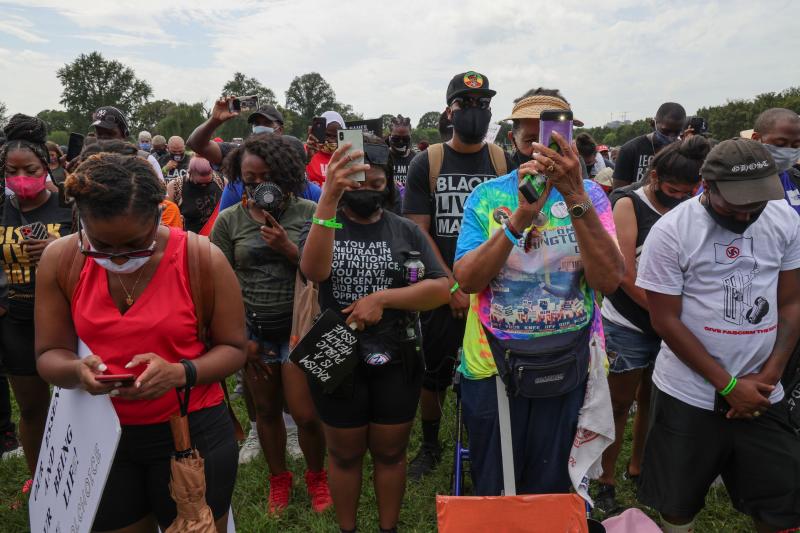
[381,114,396,135]
[279,106,305,139]
[36,109,72,133]
[222,72,277,106]
[57,52,152,134]
[48,131,70,146]
[412,127,441,145]
[285,72,338,126]
[134,99,177,134]
[155,103,207,141]
[417,111,441,130]
[331,102,362,122]
[697,87,800,140]
[0,101,7,128]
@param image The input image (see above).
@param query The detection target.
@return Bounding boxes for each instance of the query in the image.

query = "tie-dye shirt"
[454,170,617,380]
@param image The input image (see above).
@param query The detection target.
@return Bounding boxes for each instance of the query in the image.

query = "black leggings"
[92,403,238,531]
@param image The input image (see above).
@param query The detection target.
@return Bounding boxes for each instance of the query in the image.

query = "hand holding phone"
[539,110,573,156]
[19,222,48,241]
[228,95,259,114]
[66,132,85,162]
[311,117,327,143]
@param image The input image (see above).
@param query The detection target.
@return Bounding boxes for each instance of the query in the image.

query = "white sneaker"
[285,425,302,459]
[2,446,24,461]
[238,427,261,465]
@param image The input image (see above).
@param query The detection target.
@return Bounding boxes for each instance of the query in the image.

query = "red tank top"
[72,227,223,425]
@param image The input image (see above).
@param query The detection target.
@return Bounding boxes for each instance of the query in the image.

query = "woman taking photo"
[34,152,246,532]
[211,134,332,515]
[595,136,710,513]
[0,114,74,480]
[300,135,449,533]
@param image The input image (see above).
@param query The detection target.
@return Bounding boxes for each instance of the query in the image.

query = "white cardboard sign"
[484,122,502,144]
[29,343,121,533]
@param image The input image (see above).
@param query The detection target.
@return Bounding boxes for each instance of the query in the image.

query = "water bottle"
[403,251,425,285]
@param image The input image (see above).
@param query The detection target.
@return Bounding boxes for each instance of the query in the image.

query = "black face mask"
[451,108,491,144]
[341,188,389,218]
[512,150,533,166]
[389,136,411,154]
[654,184,690,209]
[702,192,766,234]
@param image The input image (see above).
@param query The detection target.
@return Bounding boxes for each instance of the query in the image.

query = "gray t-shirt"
[211,197,316,316]
[636,196,800,410]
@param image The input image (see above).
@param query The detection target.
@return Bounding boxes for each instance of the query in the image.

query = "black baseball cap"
[701,138,784,205]
[446,71,497,105]
[248,105,284,125]
[91,106,130,137]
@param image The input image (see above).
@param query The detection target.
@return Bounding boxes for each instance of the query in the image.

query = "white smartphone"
[337,129,365,182]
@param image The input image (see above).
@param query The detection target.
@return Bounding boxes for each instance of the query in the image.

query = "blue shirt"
[219,180,321,211]
[779,170,800,215]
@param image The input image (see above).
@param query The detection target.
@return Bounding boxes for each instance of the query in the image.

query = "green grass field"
[0,384,756,532]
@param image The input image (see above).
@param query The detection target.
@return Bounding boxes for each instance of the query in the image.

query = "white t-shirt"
[636,196,800,410]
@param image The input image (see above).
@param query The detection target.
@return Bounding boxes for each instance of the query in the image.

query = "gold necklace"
[115,267,147,307]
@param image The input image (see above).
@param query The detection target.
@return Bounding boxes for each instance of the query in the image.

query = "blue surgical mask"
[139,142,151,151]
[653,129,678,147]
[763,143,800,172]
[252,125,274,135]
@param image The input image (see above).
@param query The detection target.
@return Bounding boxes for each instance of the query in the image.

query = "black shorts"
[0,315,36,376]
[92,403,238,531]
[638,386,800,529]
[308,359,423,428]
[420,305,466,391]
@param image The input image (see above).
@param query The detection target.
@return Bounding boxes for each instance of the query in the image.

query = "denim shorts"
[247,327,290,364]
[602,318,662,373]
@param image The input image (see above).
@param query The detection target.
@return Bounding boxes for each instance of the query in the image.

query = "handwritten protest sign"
[30,342,121,533]
[484,122,502,144]
[290,309,359,393]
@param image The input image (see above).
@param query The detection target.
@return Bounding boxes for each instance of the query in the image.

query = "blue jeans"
[460,374,586,496]
[247,327,290,364]
[602,318,661,373]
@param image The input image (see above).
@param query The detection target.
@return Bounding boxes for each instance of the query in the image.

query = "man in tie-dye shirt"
[453,125,623,496]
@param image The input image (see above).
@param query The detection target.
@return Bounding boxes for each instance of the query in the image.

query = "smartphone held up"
[337,129,366,182]
[228,95,259,114]
[539,109,573,155]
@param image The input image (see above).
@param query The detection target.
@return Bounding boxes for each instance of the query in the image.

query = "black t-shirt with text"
[180,179,223,233]
[402,144,515,269]
[298,210,446,328]
[159,154,191,183]
[391,150,417,193]
[1,193,75,318]
[612,134,655,185]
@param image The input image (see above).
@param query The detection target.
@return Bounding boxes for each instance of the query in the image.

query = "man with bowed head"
[635,138,800,533]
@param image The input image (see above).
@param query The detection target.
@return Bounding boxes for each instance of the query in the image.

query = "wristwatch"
[569,200,593,219]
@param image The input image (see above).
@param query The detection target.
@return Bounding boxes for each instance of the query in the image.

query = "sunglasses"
[77,212,160,260]
[451,96,491,110]
[364,143,390,166]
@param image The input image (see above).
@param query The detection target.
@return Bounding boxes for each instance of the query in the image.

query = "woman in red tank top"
[34,151,246,533]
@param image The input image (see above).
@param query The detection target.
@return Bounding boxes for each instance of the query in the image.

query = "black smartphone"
[228,95,258,114]
[66,132,85,161]
[519,175,540,204]
[311,117,327,141]
[686,116,708,135]
[713,393,731,416]
[539,110,573,155]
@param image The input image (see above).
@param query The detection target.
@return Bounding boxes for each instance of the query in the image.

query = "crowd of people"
[0,68,798,533]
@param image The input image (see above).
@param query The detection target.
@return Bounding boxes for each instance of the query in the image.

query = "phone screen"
[66,132,84,161]
[539,110,573,155]
[311,117,327,141]
[337,130,365,182]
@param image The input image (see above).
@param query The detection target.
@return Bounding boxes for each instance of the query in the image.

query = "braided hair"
[222,134,306,197]
[65,149,164,221]
[0,114,51,200]
[389,114,411,132]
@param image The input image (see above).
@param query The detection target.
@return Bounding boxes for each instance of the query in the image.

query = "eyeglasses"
[389,136,411,144]
[77,213,159,260]
[451,96,491,110]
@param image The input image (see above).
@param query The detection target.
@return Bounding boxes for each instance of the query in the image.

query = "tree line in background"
[0,51,797,149]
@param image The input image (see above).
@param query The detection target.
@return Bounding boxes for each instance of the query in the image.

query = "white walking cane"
[495,375,516,496]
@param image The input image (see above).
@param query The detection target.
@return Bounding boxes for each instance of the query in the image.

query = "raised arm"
[186,97,239,166]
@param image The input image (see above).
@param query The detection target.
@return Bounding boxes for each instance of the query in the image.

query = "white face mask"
[763,143,800,172]
[89,244,151,274]
[252,125,274,135]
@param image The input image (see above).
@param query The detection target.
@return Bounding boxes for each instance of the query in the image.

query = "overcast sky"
[0,0,797,129]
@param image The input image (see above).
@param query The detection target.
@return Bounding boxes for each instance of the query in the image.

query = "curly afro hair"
[222,134,306,197]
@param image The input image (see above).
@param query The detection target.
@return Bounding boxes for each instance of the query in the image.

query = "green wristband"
[719,376,737,396]
[450,281,460,294]
[312,216,342,229]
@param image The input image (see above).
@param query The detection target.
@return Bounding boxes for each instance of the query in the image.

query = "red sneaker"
[305,469,333,513]
[268,471,292,515]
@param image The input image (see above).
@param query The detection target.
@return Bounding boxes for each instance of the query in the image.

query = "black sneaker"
[594,483,619,515]
[408,443,441,481]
